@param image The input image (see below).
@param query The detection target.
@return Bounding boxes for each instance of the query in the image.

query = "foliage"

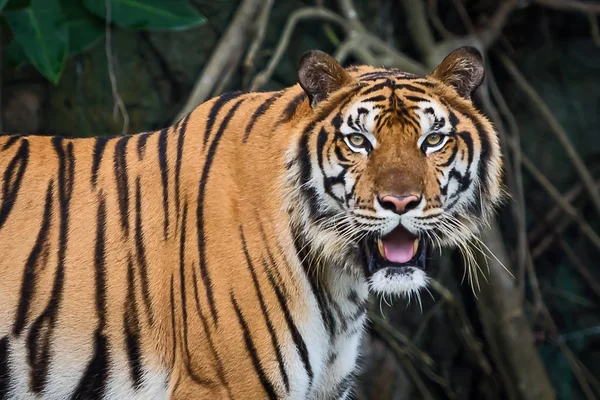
[1,0,206,84]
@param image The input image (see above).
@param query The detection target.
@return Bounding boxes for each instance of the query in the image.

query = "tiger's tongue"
[382,228,417,263]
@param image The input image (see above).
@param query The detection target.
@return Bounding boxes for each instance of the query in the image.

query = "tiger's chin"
[360,224,429,297]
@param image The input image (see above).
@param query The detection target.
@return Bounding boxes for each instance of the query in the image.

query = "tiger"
[0,46,502,399]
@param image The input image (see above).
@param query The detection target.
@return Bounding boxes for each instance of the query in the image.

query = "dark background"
[2,0,599,399]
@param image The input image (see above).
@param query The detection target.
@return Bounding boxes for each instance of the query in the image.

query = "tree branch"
[173,0,263,123]
[249,7,347,91]
[532,0,600,14]
[400,0,436,58]
[498,51,600,220]
[520,154,600,252]
[479,0,520,48]
[243,0,275,88]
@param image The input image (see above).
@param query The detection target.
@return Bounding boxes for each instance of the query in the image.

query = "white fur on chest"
[280,269,369,400]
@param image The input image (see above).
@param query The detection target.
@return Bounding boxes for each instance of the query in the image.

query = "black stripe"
[91,136,110,188]
[254,217,313,385]
[361,95,387,103]
[457,131,474,165]
[113,135,131,236]
[461,111,492,197]
[190,267,233,397]
[1,135,22,151]
[316,127,346,205]
[255,219,288,290]
[276,92,306,125]
[404,95,427,103]
[395,83,426,94]
[290,225,335,339]
[312,84,364,124]
[230,293,278,400]
[203,92,244,147]
[158,127,170,239]
[262,259,314,387]
[134,177,154,325]
[73,195,110,399]
[175,115,190,232]
[197,98,245,326]
[13,181,54,336]
[179,203,213,386]
[333,374,354,399]
[0,337,10,399]
[27,137,72,393]
[0,138,29,230]
[243,92,283,143]
[137,132,151,160]
[239,226,289,392]
[297,125,317,218]
[438,144,458,167]
[360,82,388,96]
[124,256,143,390]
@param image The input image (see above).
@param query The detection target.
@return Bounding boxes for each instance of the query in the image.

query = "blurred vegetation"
[2,0,600,399]
[1,0,205,83]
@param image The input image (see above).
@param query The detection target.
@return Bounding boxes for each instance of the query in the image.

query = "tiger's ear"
[298,50,352,108]
[430,46,484,99]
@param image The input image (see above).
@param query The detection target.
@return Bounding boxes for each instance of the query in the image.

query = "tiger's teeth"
[412,238,419,258]
[377,239,385,257]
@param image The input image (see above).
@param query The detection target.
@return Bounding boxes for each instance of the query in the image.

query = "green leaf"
[66,18,104,54]
[83,0,206,31]
[60,0,104,54]
[4,0,68,84]
[0,0,10,12]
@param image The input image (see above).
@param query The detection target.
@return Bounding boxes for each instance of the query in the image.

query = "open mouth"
[363,224,428,276]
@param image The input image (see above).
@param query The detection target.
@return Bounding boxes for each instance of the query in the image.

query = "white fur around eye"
[418,134,450,154]
[343,134,372,154]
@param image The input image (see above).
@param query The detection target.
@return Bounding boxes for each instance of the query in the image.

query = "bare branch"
[556,235,600,300]
[479,0,520,48]
[520,155,600,252]
[530,179,600,257]
[243,0,275,87]
[251,2,425,92]
[486,64,528,297]
[337,0,425,73]
[427,0,456,39]
[370,312,456,399]
[249,7,347,91]
[589,14,600,46]
[524,248,597,399]
[532,0,600,14]
[498,51,600,220]
[452,0,476,33]
[429,278,493,375]
[105,0,129,135]
[400,0,437,57]
[173,0,263,123]
[475,224,557,400]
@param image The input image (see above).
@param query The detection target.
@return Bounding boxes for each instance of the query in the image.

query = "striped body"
[0,49,503,399]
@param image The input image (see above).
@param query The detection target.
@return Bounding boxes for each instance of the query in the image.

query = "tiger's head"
[287,48,503,297]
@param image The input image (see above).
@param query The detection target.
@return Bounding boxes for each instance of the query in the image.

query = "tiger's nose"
[378,195,421,214]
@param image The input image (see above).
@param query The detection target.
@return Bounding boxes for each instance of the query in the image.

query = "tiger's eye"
[426,133,442,146]
[349,134,366,147]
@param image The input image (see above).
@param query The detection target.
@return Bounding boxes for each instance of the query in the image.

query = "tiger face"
[293,48,503,297]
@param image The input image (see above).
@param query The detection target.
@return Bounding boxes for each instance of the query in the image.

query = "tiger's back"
[0,85,351,399]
